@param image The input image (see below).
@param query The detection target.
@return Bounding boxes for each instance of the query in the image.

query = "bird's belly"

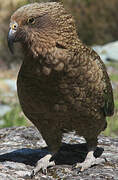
[17,76,106,138]
[18,88,105,137]
[17,76,73,131]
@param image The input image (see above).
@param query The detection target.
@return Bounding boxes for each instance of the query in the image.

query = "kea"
[7,2,114,176]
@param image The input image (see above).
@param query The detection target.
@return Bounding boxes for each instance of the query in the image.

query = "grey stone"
[92,41,118,63]
[0,126,117,179]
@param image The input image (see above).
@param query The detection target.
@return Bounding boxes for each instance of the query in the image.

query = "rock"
[0,126,118,179]
[92,41,118,63]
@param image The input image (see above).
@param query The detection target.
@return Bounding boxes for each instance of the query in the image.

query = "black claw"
[42,168,47,175]
[72,164,76,170]
[30,170,35,179]
[77,169,82,174]
[104,157,107,162]
[72,164,82,173]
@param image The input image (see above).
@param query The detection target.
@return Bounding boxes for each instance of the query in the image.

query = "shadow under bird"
[7,2,114,176]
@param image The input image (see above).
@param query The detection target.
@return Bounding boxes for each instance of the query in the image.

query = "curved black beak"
[7,22,18,54]
[7,28,16,54]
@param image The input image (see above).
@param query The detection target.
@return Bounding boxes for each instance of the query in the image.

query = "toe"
[73,157,106,172]
[42,168,47,175]
[94,157,106,165]
[30,154,55,177]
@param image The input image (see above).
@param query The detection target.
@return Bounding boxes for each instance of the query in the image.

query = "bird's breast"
[17,65,69,116]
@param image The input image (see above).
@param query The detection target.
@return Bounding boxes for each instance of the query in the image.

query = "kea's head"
[8,2,79,58]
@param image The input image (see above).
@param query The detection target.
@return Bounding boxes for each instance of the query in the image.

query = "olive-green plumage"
[8,2,114,173]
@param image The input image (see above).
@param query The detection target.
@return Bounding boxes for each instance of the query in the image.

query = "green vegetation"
[0,105,27,128]
[110,74,118,82]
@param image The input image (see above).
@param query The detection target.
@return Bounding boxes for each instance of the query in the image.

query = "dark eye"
[28,17,35,24]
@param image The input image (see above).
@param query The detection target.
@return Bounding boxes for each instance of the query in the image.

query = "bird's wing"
[102,66,114,117]
[92,49,114,117]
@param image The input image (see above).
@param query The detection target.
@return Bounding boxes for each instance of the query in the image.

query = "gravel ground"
[0,126,117,179]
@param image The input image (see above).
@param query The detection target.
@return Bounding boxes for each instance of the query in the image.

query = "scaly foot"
[31,154,55,177]
[73,151,105,172]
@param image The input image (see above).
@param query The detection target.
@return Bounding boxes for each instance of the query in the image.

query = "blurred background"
[0,0,118,137]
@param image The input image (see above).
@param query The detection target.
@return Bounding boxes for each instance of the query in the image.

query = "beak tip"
[7,40,14,54]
